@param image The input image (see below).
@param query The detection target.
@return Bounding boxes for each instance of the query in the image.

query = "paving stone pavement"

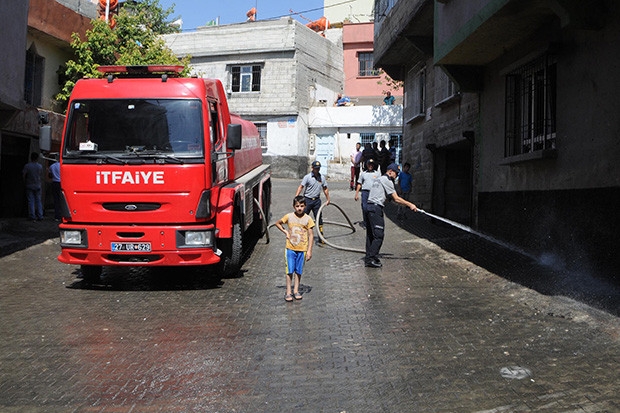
[0,178,619,412]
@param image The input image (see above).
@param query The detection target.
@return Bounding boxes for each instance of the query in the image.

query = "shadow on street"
[386,204,620,317]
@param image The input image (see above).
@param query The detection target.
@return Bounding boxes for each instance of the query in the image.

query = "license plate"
[111,242,152,252]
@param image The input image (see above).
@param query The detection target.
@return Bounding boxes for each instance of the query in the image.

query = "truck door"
[209,100,228,185]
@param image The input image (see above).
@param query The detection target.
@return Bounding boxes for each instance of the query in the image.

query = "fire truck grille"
[103,203,161,212]
[107,254,162,263]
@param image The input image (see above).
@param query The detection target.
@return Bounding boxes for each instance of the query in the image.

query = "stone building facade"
[374,0,620,272]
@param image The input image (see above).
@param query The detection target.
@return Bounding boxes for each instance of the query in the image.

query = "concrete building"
[325,0,374,23]
[163,18,344,178]
[310,21,404,179]
[0,0,93,218]
[374,0,620,272]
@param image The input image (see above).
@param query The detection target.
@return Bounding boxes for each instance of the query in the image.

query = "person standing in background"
[396,162,413,219]
[48,157,62,221]
[388,139,397,164]
[350,142,362,191]
[383,91,395,105]
[360,142,375,171]
[295,160,330,241]
[377,140,390,175]
[23,152,43,222]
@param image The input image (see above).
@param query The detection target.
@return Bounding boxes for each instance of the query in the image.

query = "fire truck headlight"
[184,230,213,247]
[60,229,86,247]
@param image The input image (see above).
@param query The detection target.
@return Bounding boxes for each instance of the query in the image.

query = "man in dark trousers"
[23,152,44,221]
[364,163,418,267]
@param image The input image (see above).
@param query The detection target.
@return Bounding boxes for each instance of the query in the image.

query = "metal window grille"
[231,65,261,92]
[360,133,375,146]
[505,55,556,156]
[434,67,457,103]
[358,52,379,77]
[255,122,267,149]
[251,65,261,91]
[390,133,403,165]
[407,68,425,115]
[24,46,44,107]
[231,66,240,92]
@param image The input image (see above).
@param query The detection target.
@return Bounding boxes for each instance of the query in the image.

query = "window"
[255,122,267,152]
[406,67,425,117]
[231,65,261,92]
[358,52,379,77]
[390,133,403,165]
[505,54,556,157]
[375,0,399,21]
[64,99,204,158]
[24,45,44,107]
[359,133,375,146]
[434,67,458,105]
[209,100,220,146]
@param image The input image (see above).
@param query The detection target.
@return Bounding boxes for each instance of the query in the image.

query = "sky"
[158,0,326,31]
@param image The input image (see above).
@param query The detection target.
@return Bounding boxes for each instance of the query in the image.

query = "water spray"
[267,202,539,264]
[416,209,537,261]
[416,209,475,234]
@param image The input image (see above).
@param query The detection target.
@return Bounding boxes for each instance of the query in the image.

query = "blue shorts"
[285,249,306,275]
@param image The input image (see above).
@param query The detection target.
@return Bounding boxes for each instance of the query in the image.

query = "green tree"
[376,69,404,93]
[55,0,190,112]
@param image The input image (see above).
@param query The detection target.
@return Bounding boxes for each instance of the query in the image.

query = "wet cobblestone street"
[1,179,619,412]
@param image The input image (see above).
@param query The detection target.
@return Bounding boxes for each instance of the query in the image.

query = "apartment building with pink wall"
[342,22,402,106]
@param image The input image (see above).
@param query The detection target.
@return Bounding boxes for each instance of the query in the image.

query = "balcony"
[435,0,605,91]
[374,0,434,81]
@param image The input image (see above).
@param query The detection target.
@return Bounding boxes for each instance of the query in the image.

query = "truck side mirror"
[40,125,51,151]
[227,124,242,150]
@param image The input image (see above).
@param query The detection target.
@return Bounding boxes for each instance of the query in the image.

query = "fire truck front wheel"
[217,212,243,277]
[81,265,102,284]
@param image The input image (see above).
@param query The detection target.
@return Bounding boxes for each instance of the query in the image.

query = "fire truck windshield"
[63,99,204,159]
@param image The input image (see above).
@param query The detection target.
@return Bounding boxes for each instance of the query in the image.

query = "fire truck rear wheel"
[81,265,102,284]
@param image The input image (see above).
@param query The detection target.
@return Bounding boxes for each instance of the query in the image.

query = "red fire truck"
[55,65,271,283]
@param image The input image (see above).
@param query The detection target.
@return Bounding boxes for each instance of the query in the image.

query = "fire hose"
[261,200,428,254]
[262,200,365,253]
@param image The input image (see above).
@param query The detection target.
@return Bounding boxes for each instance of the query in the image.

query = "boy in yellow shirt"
[275,196,315,301]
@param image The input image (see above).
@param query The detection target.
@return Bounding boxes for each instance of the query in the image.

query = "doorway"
[0,135,31,217]
[431,140,473,225]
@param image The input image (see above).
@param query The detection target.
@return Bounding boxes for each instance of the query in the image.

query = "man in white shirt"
[350,142,362,190]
